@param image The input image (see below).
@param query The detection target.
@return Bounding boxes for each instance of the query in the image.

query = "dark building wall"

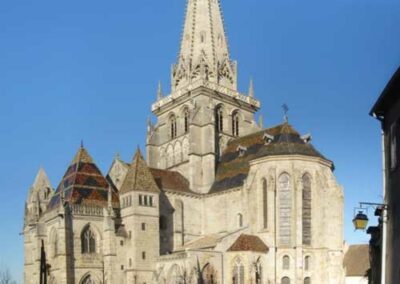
[383,98,400,284]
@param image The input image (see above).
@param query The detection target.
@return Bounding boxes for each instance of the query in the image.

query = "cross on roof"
[282,104,289,123]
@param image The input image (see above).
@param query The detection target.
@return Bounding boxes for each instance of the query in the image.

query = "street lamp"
[353,211,369,230]
[353,202,388,231]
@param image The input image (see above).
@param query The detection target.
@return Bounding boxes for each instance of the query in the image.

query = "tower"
[147,0,261,193]
[119,149,160,283]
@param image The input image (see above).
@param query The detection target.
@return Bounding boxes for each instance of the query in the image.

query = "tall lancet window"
[184,108,189,133]
[81,275,93,284]
[81,226,96,254]
[279,173,292,246]
[233,258,245,284]
[302,174,312,245]
[232,111,239,137]
[262,178,268,229]
[170,115,177,139]
[215,105,224,132]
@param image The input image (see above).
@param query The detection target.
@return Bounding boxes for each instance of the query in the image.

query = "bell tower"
[146,0,261,193]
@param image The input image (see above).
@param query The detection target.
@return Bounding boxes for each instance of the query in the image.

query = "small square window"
[142,251,146,260]
[121,265,124,270]
[139,195,143,206]
[120,240,124,246]
[141,223,146,231]
[149,196,153,207]
[144,195,148,206]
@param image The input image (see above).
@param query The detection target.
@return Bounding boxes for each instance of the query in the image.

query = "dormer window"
[263,133,274,144]
[301,133,312,144]
[237,145,247,157]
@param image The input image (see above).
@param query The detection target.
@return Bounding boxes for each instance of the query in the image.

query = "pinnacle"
[172,0,237,91]
[71,145,94,165]
[32,167,51,190]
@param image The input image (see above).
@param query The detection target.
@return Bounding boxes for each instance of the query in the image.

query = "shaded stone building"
[23,0,345,283]
[370,67,400,284]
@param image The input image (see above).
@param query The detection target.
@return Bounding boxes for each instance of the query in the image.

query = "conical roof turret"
[120,148,160,194]
[48,146,119,210]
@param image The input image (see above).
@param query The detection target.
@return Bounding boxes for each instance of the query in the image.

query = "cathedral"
[23,0,345,283]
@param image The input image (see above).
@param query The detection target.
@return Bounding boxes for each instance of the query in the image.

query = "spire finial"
[80,140,84,149]
[248,78,254,98]
[172,0,237,91]
[115,152,121,160]
[157,81,163,100]
[282,104,289,123]
[258,114,264,128]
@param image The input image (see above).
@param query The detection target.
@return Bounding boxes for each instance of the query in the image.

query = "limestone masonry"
[23,0,345,283]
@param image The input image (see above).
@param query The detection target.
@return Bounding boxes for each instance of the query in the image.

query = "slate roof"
[370,67,400,119]
[343,244,370,277]
[228,234,269,253]
[149,168,193,194]
[120,149,160,194]
[210,122,331,193]
[48,147,119,210]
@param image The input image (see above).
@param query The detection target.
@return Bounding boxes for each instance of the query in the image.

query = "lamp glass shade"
[353,211,369,230]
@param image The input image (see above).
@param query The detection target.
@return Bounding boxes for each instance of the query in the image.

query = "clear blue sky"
[0,0,399,282]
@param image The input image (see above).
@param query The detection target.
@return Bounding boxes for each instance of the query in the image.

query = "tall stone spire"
[172,0,237,91]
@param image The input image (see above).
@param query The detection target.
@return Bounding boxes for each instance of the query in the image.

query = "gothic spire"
[172,0,237,91]
[248,78,254,98]
[157,81,163,100]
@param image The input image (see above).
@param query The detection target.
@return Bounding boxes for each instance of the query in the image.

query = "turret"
[24,168,53,227]
[119,148,160,283]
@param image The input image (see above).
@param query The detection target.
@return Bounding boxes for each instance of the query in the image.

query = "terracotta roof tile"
[48,147,119,210]
[120,149,160,194]
[149,168,192,194]
[228,234,269,253]
[210,123,331,193]
[343,244,370,277]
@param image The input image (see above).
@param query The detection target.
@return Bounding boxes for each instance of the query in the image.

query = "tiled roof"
[120,149,160,194]
[48,147,119,210]
[343,244,370,277]
[149,168,193,194]
[228,234,269,253]
[210,123,331,193]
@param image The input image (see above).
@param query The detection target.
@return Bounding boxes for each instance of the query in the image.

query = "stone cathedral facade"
[23,0,345,283]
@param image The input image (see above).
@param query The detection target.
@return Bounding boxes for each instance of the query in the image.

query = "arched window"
[169,265,181,284]
[279,173,292,246]
[184,108,189,133]
[166,145,174,168]
[215,105,224,132]
[302,174,312,245]
[262,179,268,229]
[304,256,311,271]
[282,277,291,284]
[233,258,244,284]
[182,138,189,160]
[304,277,311,284]
[232,111,239,137]
[237,213,243,228]
[255,260,262,284]
[81,226,96,254]
[170,115,177,139]
[282,255,290,270]
[81,275,92,284]
[53,232,58,257]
